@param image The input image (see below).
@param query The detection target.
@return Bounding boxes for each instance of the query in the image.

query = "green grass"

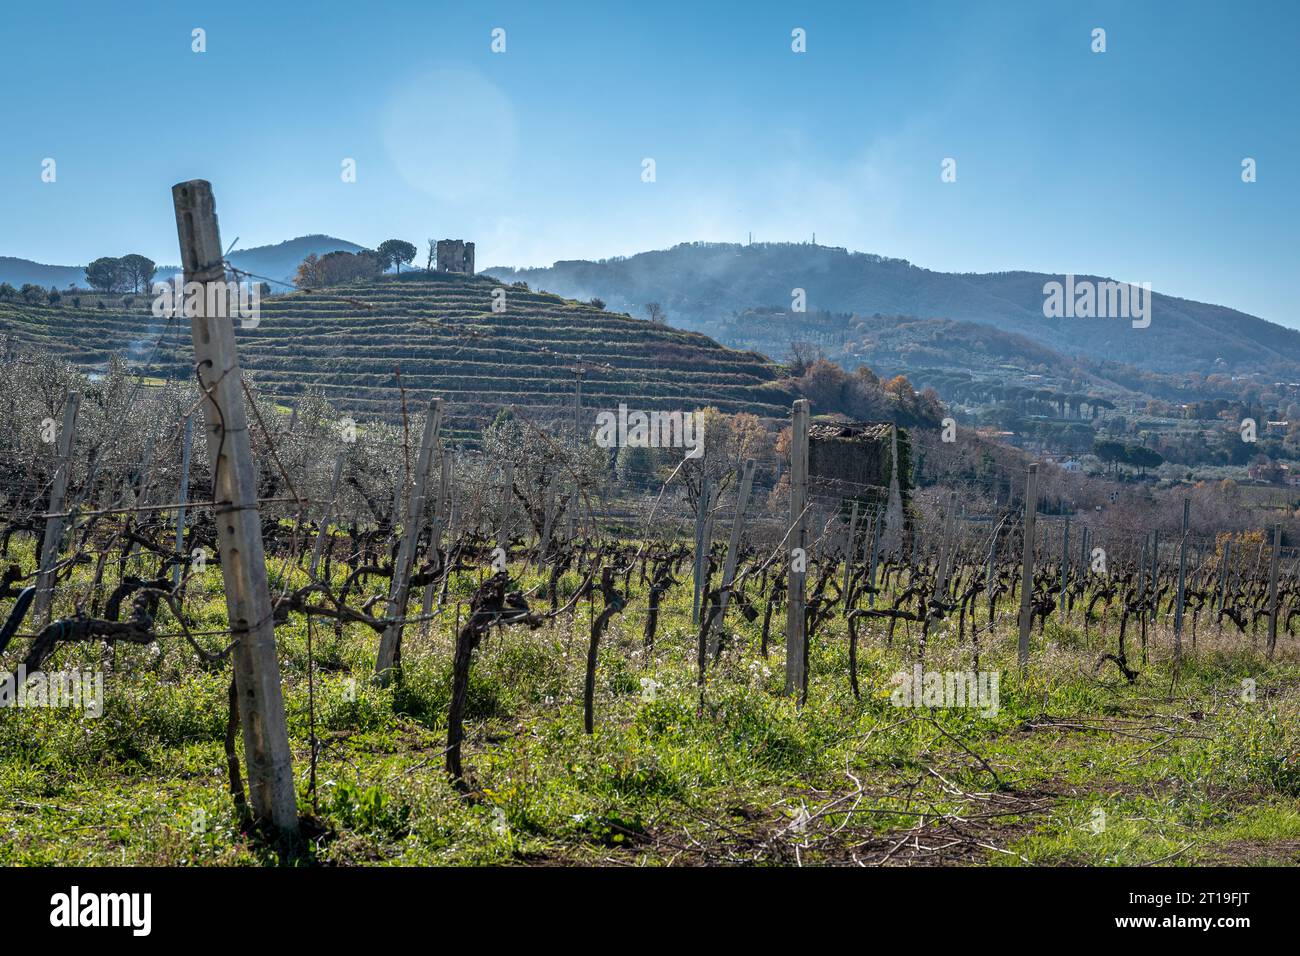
[2,543,1298,866]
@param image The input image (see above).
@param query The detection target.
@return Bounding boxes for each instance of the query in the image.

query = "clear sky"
[2,0,1296,325]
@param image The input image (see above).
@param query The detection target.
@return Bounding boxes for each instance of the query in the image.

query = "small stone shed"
[807,419,910,550]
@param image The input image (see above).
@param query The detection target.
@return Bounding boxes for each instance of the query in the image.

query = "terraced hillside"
[0,271,794,432]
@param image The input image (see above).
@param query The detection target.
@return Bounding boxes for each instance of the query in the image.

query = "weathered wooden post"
[33,391,80,625]
[447,465,461,542]
[497,460,514,554]
[419,452,452,636]
[1060,517,1070,617]
[1149,530,1160,627]
[1174,498,1190,660]
[932,495,956,601]
[709,458,755,658]
[691,474,713,627]
[171,180,297,834]
[842,500,860,602]
[1267,523,1281,659]
[700,496,717,596]
[376,398,442,683]
[984,514,998,613]
[1216,537,1231,625]
[537,480,557,570]
[866,504,882,607]
[1080,526,1090,580]
[786,399,810,700]
[1017,463,1039,668]
[1138,534,1148,617]
[1079,526,1093,627]
[125,435,156,571]
[172,413,194,587]
[308,452,345,579]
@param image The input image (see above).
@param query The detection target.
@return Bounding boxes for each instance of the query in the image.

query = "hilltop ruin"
[435,239,475,275]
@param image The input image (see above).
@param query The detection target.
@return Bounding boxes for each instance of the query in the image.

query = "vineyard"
[1,184,1299,868]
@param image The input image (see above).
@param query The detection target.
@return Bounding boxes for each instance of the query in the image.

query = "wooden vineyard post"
[537,480,557,571]
[172,413,194,588]
[932,495,956,601]
[1071,522,1081,629]
[376,398,442,683]
[419,452,452,638]
[1174,498,1190,660]
[786,399,810,700]
[33,390,80,626]
[709,458,755,659]
[125,435,156,572]
[691,474,712,627]
[1079,526,1091,626]
[1017,463,1039,669]
[1138,534,1148,623]
[700,494,717,604]
[984,514,998,613]
[1060,518,1070,618]
[442,455,459,600]
[1267,523,1281,660]
[1217,538,1231,627]
[497,461,514,554]
[389,452,406,529]
[1155,529,1164,624]
[171,180,297,834]
[842,500,860,603]
[866,504,882,608]
[309,452,345,579]
[572,361,584,452]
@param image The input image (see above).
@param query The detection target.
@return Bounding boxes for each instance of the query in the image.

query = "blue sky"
[2,0,1296,325]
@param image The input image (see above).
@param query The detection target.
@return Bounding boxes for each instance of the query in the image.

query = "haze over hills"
[9,234,1294,395]
[484,242,1300,378]
[0,234,365,290]
[0,257,87,291]
[217,234,368,286]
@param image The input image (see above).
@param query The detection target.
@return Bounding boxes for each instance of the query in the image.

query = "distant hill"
[0,271,795,434]
[712,306,1071,377]
[0,235,365,291]
[0,257,85,290]
[220,234,367,286]
[485,242,1300,378]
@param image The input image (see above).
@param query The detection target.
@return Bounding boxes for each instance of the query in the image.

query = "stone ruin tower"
[435,239,475,275]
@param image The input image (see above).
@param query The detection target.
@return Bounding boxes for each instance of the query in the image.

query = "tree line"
[1093,439,1164,476]
[0,283,63,305]
[293,240,418,289]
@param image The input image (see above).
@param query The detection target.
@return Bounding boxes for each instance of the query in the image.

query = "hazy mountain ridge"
[485,242,1300,377]
[0,234,365,290]
[10,235,1291,380]
[0,257,85,289]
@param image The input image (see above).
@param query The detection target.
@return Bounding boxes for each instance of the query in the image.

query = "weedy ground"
[2,545,1298,866]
